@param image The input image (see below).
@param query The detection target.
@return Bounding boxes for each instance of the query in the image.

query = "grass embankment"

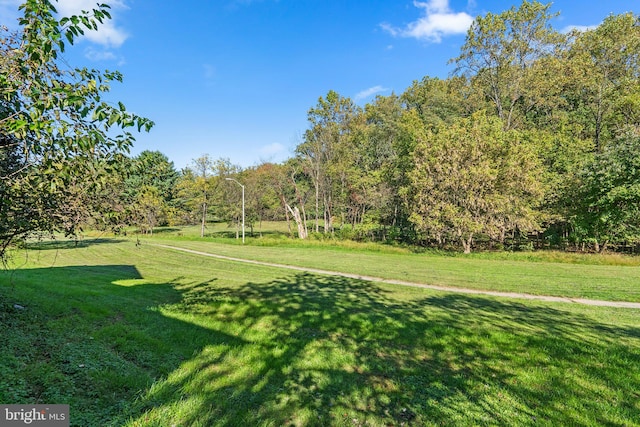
[141,227,640,302]
[1,237,640,426]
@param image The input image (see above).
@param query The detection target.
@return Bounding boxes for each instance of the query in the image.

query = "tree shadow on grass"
[128,273,640,427]
[0,265,246,427]
[4,262,640,426]
[24,238,129,251]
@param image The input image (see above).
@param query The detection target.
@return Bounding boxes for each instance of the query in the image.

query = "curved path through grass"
[154,243,640,309]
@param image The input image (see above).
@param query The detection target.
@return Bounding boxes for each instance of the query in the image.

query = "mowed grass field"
[144,224,640,303]
[1,235,640,426]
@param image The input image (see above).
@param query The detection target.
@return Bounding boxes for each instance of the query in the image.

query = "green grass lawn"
[1,238,640,426]
[140,228,640,303]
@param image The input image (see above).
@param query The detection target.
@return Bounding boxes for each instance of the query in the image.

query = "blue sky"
[0,0,637,170]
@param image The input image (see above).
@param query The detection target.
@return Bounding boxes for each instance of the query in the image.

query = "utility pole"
[225,178,245,244]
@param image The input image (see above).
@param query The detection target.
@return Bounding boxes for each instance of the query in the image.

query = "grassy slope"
[1,238,640,426]
[143,232,640,302]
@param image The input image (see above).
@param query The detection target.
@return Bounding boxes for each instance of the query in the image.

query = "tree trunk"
[461,233,473,254]
[286,204,308,239]
[324,194,333,233]
[598,240,609,253]
[200,202,207,238]
[284,206,292,236]
[323,204,327,234]
[290,171,309,235]
[315,179,319,233]
[300,202,309,235]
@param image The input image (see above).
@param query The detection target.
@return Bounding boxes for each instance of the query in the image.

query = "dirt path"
[153,243,640,309]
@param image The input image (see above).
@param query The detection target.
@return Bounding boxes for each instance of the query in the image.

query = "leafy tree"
[298,90,361,233]
[82,155,131,233]
[126,150,178,202]
[121,150,179,228]
[241,164,282,236]
[131,185,165,235]
[0,0,152,259]
[401,76,477,127]
[564,13,640,150]
[175,156,241,237]
[173,168,200,226]
[266,159,310,239]
[519,128,592,242]
[405,112,544,252]
[209,158,242,236]
[453,0,564,130]
[183,155,214,237]
[335,94,402,236]
[573,134,640,252]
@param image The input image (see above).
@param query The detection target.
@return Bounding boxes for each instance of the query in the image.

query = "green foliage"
[401,76,474,127]
[405,112,544,252]
[131,185,165,235]
[240,163,284,234]
[453,0,564,130]
[174,156,242,236]
[564,13,640,149]
[126,151,178,202]
[120,151,179,231]
[298,90,363,234]
[280,6,637,252]
[0,0,153,259]
[573,134,640,250]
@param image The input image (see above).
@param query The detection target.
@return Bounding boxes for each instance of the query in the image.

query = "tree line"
[1,1,639,257]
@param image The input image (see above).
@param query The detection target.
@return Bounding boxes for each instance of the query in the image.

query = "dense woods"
[2,1,639,255]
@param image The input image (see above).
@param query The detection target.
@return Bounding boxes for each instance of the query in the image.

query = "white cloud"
[56,0,129,48]
[355,85,389,101]
[84,47,117,61]
[260,142,285,156]
[382,0,473,43]
[0,0,128,60]
[83,47,125,65]
[561,24,598,34]
[420,0,448,14]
